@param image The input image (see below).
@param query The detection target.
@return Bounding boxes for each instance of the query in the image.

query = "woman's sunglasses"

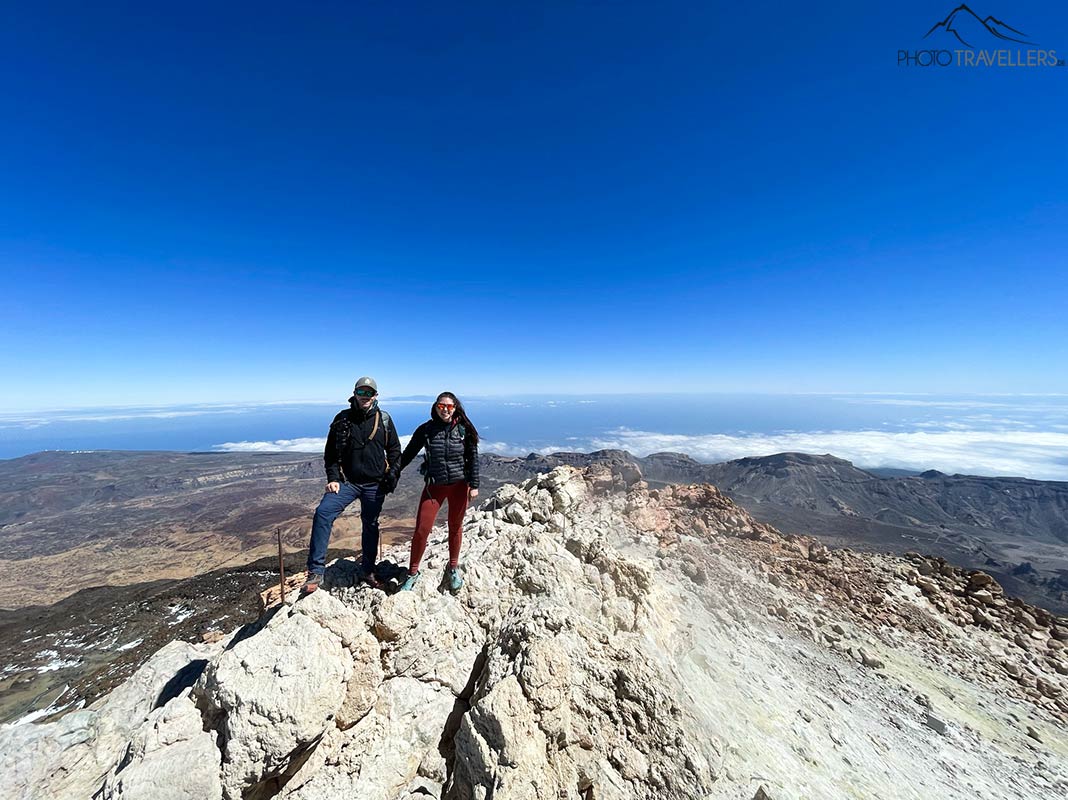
[436,403,456,411]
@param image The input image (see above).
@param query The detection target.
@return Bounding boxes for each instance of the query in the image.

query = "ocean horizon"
[1,393,1066,481]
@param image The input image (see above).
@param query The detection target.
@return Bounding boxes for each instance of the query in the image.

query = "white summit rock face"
[2,464,1066,800]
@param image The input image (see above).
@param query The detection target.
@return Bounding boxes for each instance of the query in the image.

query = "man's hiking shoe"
[445,566,463,594]
[399,572,420,592]
[303,572,323,593]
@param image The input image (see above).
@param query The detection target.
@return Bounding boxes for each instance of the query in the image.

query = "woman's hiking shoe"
[445,567,463,594]
[302,572,323,593]
[399,572,420,592]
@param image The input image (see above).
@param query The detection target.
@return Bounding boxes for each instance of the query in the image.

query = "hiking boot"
[399,572,420,592]
[303,572,323,593]
[361,571,384,590]
[445,566,463,594]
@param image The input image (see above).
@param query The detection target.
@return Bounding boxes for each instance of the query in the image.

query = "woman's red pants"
[408,481,468,573]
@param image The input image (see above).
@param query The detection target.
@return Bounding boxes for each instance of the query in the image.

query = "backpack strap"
[376,410,394,472]
[369,410,380,442]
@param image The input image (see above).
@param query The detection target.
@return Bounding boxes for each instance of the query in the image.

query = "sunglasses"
[436,403,456,411]
[355,388,376,398]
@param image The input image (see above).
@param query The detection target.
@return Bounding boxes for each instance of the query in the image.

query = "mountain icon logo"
[924,4,1034,49]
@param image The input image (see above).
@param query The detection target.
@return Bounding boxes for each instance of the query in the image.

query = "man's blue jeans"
[307,481,384,576]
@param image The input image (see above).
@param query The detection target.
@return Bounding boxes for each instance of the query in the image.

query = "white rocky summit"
[2,464,1066,799]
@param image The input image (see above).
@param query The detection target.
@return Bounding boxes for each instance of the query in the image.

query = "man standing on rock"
[304,377,402,592]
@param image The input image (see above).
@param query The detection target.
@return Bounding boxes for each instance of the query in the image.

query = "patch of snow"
[55,635,89,648]
[167,605,195,624]
[9,686,83,726]
[35,650,81,673]
[115,638,143,652]
[11,706,57,725]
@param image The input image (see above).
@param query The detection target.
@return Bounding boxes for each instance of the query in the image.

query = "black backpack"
[333,409,392,460]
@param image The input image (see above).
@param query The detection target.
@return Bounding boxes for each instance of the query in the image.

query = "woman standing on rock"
[397,392,480,593]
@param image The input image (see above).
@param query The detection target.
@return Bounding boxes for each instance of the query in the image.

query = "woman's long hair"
[433,392,479,445]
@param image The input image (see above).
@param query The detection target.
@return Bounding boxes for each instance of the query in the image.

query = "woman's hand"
[468,487,479,501]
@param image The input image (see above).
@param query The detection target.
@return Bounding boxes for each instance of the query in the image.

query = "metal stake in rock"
[277,528,287,606]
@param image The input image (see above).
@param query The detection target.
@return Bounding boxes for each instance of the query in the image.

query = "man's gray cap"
[348,376,378,404]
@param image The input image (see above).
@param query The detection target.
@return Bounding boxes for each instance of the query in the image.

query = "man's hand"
[380,474,397,495]
[326,481,340,493]
[468,487,479,501]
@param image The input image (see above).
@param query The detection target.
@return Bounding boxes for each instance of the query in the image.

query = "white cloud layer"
[0,399,422,429]
[214,430,1068,480]
[0,408,250,429]
[214,435,413,453]
[213,437,327,453]
[477,441,568,457]
[585,428,1068,481]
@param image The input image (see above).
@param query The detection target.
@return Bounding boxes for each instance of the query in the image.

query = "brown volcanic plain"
[3,449,1067,613]
[0,451,424,610]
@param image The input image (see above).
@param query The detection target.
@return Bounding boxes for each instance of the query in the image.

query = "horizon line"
[3,390,1068,417]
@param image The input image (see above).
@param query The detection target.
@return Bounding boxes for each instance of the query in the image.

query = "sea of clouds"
[213,428,1068,480]
[4,395,1065,481]
[583,427,1068,480]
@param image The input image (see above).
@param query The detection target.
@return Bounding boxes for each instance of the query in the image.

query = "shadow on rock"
[154,658,209,709]
[440,643,488,790]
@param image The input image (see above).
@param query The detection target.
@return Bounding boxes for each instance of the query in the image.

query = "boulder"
[98,693,222,800]
[0,639,224,800]
[195,609,352,800]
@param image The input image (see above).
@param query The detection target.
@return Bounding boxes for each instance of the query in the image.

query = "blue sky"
[1,1,1066,410]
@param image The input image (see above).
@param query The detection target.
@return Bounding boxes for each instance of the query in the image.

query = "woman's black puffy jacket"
[400,418,479,488]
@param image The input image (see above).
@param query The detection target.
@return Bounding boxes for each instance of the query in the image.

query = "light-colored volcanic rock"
[2,464,1066,800]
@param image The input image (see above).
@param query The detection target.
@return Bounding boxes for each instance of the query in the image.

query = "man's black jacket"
[399,418,479,488]
[324,402,402,485]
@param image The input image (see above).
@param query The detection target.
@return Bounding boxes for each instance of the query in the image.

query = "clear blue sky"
[1,1,1065,410]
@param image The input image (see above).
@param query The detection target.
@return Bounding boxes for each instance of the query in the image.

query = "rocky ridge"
[491,450,1068,612]
[2,464,1066,799]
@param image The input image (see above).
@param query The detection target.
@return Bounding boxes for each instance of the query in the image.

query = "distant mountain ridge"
[492,449,1068,611]
[507,448,1068,545]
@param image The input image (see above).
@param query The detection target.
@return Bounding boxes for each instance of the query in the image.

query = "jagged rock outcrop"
[0,639,228,800]
[100,691,222,800]
[450,602,713,799]
[3,465,1067,800]
[199,606,354,799]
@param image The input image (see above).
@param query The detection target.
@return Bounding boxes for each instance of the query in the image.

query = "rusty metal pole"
[277,529,286,606]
